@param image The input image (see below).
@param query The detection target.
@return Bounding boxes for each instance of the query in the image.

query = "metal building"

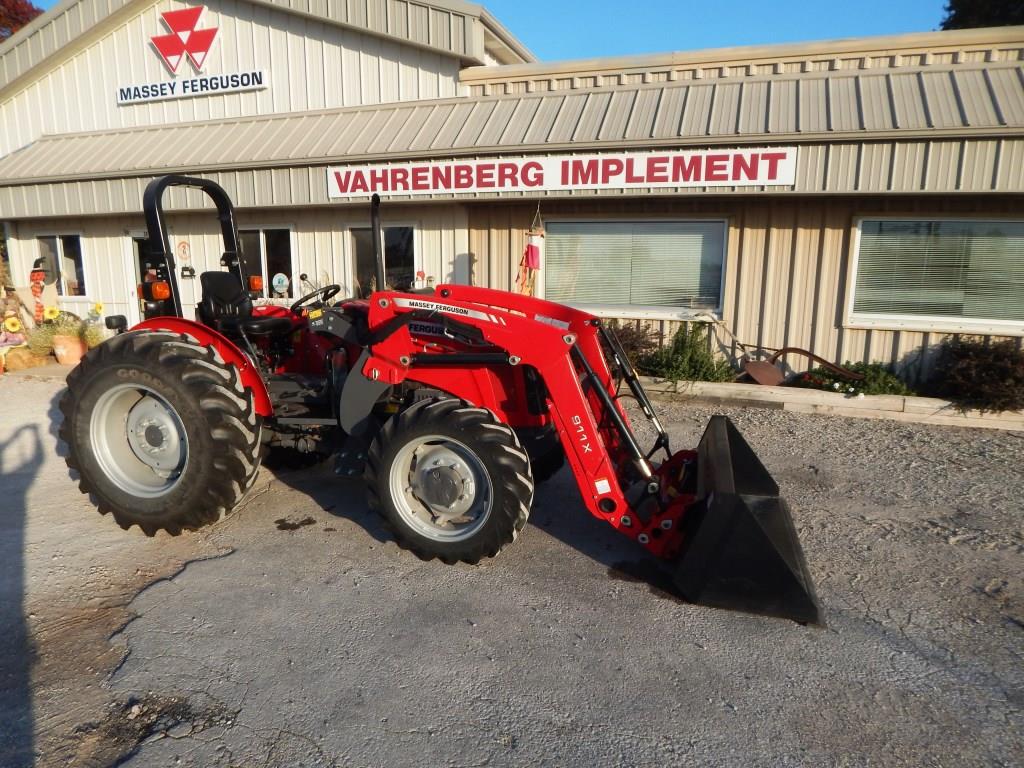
[1,0,1022,374]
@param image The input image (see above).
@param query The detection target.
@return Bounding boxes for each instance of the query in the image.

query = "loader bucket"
[671,416,824,625]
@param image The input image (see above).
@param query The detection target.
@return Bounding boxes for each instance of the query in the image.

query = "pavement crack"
[103,548,238,693]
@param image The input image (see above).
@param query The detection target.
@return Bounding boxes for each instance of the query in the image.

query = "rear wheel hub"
[125,395,184,473]
[91,383,189,497]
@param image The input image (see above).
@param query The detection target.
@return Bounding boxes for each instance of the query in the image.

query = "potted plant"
[27,305,106,365]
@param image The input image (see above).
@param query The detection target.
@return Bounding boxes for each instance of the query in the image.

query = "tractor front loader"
[60,175,822,625]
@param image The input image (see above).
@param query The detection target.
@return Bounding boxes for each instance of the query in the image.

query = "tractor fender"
[132,317,273,417]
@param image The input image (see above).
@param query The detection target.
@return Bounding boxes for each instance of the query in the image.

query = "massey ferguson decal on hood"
[117,5,267,106]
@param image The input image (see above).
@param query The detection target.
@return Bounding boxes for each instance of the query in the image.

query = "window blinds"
[545,221,725,310]
[853,220,1024,324]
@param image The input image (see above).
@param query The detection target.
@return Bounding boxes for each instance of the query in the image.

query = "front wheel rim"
[90,383,189,498]
[388,435,493,543]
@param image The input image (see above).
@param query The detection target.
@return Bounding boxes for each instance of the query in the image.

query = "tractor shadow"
[266,455,681,602]
[264,459,393,544]
[528,466,684,599]
[0,420,43,768]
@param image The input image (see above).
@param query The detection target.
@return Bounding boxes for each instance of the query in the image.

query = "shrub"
[929,337,1024,414]
[639,323,735,383]
[26,323,57,356]
[601,319,658,368]
[794,362,917,397]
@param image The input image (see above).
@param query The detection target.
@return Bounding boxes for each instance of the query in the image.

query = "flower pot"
[52,334,87,366]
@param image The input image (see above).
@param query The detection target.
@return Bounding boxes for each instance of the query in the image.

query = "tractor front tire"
[366,398,534,564]
[59,330,263,535]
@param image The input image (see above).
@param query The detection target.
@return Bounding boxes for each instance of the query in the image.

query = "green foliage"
[794,362,917,397]
[929,337,1024,414]
[940,0,1024,30]
[25,323,58,356]
[25,312,104,355]
[638,323,735,383]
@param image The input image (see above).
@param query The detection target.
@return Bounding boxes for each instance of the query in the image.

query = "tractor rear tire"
[59,330,263,535]
[366,397,533,565]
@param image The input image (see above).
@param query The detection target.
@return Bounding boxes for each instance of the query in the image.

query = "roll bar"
[142,175,245,318]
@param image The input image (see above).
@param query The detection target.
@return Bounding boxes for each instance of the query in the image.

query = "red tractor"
[60,176,821,624]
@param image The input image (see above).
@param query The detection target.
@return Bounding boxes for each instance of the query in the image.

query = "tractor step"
[671,416,823,626]
[266,374,330,406]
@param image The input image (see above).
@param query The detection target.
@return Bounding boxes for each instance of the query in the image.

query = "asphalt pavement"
[0,373,1021,767]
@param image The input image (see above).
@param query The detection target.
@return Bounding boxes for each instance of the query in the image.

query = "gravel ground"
[0,374,1022,767]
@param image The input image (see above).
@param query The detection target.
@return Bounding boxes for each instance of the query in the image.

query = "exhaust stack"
[371,193,385,293]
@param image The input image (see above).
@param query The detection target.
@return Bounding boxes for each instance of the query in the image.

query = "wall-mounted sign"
[116,6,267,106]
[271,273,290,295]
[327,148,797,199]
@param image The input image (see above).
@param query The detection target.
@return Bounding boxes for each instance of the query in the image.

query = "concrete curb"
[640,377,1024,433]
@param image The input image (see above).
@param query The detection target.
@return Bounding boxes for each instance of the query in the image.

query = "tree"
[941,0,1024,29]
[0,0,43,42]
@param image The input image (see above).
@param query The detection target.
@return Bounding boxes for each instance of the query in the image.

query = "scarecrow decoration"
[29,267,47,324]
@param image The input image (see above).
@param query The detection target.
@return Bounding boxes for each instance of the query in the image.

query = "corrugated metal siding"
[2,60,1020,185]
[0,0,138,93]
[0,0,463,160]
[260,0,477,58]
[0,0,481,96]
[2,137,1022,219]
[466,195,1024,378]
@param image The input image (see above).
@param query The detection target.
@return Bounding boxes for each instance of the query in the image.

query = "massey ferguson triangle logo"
[151,6,218,74]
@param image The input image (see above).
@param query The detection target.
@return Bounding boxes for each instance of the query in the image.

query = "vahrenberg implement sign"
[327,148,797,199]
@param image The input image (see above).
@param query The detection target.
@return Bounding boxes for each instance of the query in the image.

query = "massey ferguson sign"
[117,6,266,106]
[327,148,797,198]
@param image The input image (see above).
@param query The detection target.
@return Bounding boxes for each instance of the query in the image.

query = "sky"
[36,0,950,60]
[484,0,949,61]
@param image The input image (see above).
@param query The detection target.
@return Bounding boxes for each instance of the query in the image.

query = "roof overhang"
[462,24,1024,83]
[480,9,535,64]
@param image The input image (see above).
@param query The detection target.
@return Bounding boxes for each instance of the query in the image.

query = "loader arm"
[352,285,694,558]
[350,284,822,625]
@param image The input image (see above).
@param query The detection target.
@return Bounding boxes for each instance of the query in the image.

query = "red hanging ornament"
[517,205,544,296]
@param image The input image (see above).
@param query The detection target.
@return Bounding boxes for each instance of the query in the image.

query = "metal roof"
[2,61,1021,186]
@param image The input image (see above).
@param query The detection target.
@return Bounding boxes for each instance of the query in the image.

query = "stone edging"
[639,378,1024,433]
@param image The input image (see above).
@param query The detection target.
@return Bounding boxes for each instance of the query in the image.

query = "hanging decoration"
[517,204,544,296]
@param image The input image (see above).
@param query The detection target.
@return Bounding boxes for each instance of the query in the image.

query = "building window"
[351,227,415,298]
[36,235,87,297]
[544,221,726,315]
[850,219,1024,333]
[239,228,294,298]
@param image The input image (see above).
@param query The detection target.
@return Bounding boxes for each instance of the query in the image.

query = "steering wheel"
[290,284,341,313]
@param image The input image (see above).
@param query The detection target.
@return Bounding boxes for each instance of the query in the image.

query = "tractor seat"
[197,271,292,337]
